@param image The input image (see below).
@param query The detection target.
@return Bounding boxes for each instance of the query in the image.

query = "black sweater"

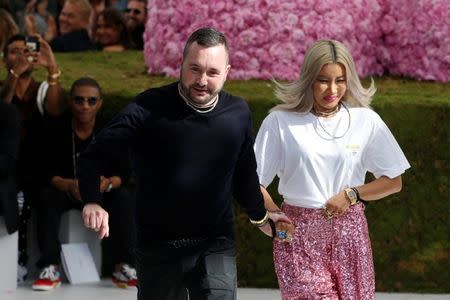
[78,82,265,244]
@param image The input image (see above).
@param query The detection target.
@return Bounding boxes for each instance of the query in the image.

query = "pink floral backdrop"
[378,0,450,82]
[143,0,450,82]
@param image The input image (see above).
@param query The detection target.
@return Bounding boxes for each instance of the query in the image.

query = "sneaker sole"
[113,281,129,289]
[112,279,137,289]
[32,281,61,291]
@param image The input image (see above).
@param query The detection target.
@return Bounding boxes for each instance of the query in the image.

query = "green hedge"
[2,51,448,292]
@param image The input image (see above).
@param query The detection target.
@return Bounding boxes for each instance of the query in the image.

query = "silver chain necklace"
[313,102,351,140]
[71,119,95,178]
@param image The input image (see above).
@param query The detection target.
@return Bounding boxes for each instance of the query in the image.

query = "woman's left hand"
[324,190,350,217]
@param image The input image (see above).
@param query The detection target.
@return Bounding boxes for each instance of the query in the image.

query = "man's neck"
[72,118,95,139]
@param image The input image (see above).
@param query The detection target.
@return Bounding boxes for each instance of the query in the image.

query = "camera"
[25,36,40,52]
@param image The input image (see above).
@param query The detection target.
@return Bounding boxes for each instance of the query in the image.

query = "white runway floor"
[2,280,449,300]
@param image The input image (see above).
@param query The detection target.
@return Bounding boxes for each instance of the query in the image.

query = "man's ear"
[224,64,231,78]
[97,98,103,109]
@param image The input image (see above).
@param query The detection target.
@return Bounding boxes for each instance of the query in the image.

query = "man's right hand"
[258,211,295,242]
[82,203,109,239]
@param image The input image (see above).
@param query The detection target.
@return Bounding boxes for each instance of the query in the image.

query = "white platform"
[0,217,18,293]
[27,210,102,279]
[2,281,450,300]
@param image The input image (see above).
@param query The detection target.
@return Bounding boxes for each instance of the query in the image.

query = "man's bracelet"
[9,69,20,78]
[105,183,113,193]
[48,69,61,79]
[249,210,269,227]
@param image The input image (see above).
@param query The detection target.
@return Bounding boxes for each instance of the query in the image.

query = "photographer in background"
[0,33,63,283]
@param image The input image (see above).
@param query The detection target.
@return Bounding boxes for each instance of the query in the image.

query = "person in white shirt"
[254,39,410,300]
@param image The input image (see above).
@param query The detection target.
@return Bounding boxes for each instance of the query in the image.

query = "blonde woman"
[254,39,410,299]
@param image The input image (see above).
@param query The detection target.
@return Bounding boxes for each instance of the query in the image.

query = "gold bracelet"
[9,69,20,78]
[249,210,270,227]
[48,69,61,79]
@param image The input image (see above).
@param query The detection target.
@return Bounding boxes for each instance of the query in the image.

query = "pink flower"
[144,0,448,82]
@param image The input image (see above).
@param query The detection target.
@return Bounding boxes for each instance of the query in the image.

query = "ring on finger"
[285,234,293,243]
[277,230,287,240]
[324,209,333,219]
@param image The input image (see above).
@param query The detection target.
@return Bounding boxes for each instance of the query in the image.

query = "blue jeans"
[135,236,237,300]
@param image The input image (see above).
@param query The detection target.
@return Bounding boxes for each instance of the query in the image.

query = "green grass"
[2,51,448,105]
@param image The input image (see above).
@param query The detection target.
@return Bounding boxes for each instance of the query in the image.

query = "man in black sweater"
[78,28,290,300]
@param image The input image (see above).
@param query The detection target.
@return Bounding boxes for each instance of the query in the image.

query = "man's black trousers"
[135,236,237,300]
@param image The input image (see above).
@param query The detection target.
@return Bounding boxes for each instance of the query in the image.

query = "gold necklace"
[312,104,340,117]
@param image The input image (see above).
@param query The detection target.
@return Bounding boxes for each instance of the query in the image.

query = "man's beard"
[126,18,140,31]
[179,77,221,106]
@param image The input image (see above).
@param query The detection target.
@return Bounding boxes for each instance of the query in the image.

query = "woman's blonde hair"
[271,39,376,112]
[0,9,19,54]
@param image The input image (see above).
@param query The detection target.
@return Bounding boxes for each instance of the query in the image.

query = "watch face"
[345,188,357,204]
[348,189,357,199]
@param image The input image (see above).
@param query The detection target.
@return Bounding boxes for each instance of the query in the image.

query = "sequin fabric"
[273,202,375,300]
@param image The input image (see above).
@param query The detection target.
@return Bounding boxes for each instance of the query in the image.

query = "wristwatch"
[105,183,113,193]
[344,188,358,205]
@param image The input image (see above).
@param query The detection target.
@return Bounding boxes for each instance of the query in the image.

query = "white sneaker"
[112,264,138,288]
[32,265,61,291]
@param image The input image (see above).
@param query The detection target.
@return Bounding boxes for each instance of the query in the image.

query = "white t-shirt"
[254,106,411,209]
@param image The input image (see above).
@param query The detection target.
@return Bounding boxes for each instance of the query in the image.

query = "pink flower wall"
[143,0,450,82]
[378,0,450,82]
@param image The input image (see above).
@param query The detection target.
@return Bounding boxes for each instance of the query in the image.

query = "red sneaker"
[32,265,61,291]
[112,264,138,288]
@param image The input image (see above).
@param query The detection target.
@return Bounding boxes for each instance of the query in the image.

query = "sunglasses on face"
[73,96,99,106]
[125,8,142,15]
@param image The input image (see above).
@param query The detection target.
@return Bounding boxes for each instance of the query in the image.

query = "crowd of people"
[0,0,147,53]
[0,32,139,290]
[0,1,410,299]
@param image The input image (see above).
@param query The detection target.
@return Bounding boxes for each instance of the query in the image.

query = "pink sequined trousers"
[273,202,375,300]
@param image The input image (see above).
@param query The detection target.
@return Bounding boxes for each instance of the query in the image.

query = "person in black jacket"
[77,28,292,300]
[0,101,20,235]
[31,77,136,291]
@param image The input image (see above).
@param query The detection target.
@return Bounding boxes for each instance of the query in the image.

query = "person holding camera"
[31,77,137,291]
[0,33,64,282]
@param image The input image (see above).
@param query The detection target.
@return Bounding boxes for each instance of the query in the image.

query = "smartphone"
[25,36,40,52]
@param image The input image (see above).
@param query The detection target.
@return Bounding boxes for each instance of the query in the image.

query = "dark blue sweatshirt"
[77,82,266,245]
